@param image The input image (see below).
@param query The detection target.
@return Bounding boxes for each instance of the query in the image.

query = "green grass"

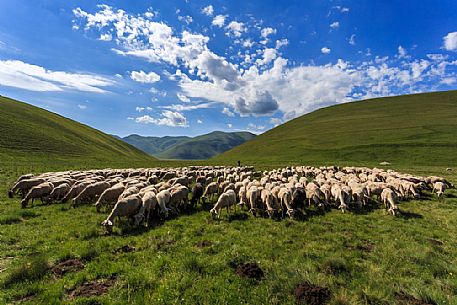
[0,162,456,305]
[215,90,457,168]
[0,96,156,165]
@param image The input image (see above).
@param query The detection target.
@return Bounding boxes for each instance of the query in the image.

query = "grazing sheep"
[21,182,54,208]
[331,185,349,213]
[278,188,295,218]
[191,183,204,208]
[134,191,158,226]
[44,183,71,204]
[210,190,237,219]
[169,186,189,213]
[381,188,399,215]
[62,181,92,203]
[261,189,278,217]
[8,178,45,198]
[203,182,218,201]
[101,194,142,232]
[119,186,140,200]
[156,190,171,217]
[72,181,110,207]
[432,182,446,198]
[95,183,125,212]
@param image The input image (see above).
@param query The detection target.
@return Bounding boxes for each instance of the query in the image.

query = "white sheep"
[21,182,54,208]
[101,194,142,232]
[381,188,399,215]
[134,191,158,226]
[210,189,237,219]
[95,183,125,212]
[72,181,111,207]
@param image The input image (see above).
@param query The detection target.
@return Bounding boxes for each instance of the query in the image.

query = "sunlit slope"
[215,91,457,166]
[0,96,155,164]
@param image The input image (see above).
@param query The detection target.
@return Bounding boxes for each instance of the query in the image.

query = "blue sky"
[0,0,456,137]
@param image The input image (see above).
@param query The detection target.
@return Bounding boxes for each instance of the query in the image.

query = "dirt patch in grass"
[293,281,331,305]
[52,259,84,277]
[235,262,264,280]
[14,293,36,303]
[427,238,444,246]
[195,240,212,248]
[396,292,436,305]
[114,245,136,253]
[67,277,116,299]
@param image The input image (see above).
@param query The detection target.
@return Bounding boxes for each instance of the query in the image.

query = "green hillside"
[215,90,457,167]
[122,134,191,156]
[120,131,256,160]
[158,131,256,160]
[0,96,155,166]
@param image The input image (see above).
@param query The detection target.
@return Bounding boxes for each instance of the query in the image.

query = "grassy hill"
[215,90,457,167]
[120,131,256,160]
[0,96,155,167]
[121,134,191,156]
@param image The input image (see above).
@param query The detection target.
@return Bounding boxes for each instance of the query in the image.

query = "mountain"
[214,90,457,167]
[122,134,191,156]
[120,131,256,160]
[0,96,155,166]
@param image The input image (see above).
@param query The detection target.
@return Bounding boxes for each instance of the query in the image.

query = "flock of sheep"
[7,165,454,231]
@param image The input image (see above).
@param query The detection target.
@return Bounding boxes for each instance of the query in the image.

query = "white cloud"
[334,6,349,13]
[443,32,457,51]
[135,111,188,127]
[226,21,246,37]
[130,70,160,83]
[197,119,203,124]
[0,59,113,92]
[177,93,190,102]
[178,15,193,24]
[78,104,87,110]
[349,34,356,46]
[136,107,145,112]
[256,48,277,66]
[162,102,213,112]
[330,22,340,29]
[321,47,331,54]
[247,123,266,131]
[441,77,456,85]
[260,27,276,38]
[227,123,232,128]
[275,39,289,49]
[269,117,282,127]
[99,33,112,41]
[222,107,235,117]
[212,15,226,27]
[201,5,214,16]
[398,46,408,58]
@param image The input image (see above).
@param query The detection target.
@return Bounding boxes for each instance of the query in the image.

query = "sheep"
[95,183,125,212]
[156,190,171,217]
[134,191,158,226]
[62,181,92,203]
[190,183,204,208]
[8,178,45,198]
[210,190,237,219]
[381,188,399,215]
[72,181,111,207]
[21,182,54,208]
[246,186,261,215]
[203,182,218,201]
[261,189,278,218]
[101,194,142,232]
[119,186,140,200]
[169,186,189,213]
[331,184,349,213]
[432,182,446,198]
[44,183,71,204]
[278,188,295,218]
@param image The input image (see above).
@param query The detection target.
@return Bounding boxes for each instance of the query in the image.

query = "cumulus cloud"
[177,93,190,102]
[0,59,113,92]
[197,119,203,124]
[135,111,188,127]
[130,70,160,83]
[227,123,232,128]
[201,5,214,16]
[212,14,226,27]
[226,21,246,37]
[397,46,408,58]
[75,4,457,121]
[222,107,235,117]
[321,47,331,54]
[260,27,276,38]
[443,32,457,51]
[349,34,356,45]
[330,21,340,29]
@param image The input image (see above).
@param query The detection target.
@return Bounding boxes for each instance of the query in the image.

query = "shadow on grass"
[398,210,423,219]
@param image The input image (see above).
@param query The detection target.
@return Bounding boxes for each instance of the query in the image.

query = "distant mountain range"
[118,131,256,160]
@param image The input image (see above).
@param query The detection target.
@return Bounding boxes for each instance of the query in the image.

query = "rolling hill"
[0,96,155,166]
[215,90,457,167]
[120,131,256,160]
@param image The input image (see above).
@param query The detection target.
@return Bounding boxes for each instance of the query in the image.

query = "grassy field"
[215,90,457,168]
[1,93,457,304]
[0,161,456,305]
[0,96,155,165]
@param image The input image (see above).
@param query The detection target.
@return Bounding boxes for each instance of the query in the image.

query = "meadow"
[1,160,456,305]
